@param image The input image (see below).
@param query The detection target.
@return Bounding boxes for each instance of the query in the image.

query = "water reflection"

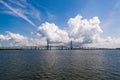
[0,50,120,80]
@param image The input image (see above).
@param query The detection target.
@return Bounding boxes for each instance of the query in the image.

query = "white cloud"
[36,15,103,46]
[6,31,28,43]
[9,0,26,8]
[0,0,39,27]
[0,31,51,47]
[0,14,120,48]
[0,32,29,46]
[68,15,103,44]
[35,15,120,48]
[0,34,9,41]
[37,22,69,43]
[30,38,47,46]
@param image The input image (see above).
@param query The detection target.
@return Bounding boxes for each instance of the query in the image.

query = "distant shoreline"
[0,48,119,50]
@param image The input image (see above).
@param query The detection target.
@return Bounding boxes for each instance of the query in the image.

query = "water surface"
[0,50,120,80]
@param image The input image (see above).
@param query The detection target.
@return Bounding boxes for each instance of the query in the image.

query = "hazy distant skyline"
[0,0,120,48]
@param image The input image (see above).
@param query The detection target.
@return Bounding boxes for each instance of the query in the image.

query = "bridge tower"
[47,39,49,50]
[70,40,73,50]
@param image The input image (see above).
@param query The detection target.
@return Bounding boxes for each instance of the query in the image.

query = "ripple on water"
[0,50,120,80]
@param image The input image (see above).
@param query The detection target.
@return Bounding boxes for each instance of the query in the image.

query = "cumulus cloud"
[0,14,120,48]
[0,31,50,47]
[37,22,69,43]
[6,31,28,44]
[35,14,120,48]
[0,34,9,41]
[37,15,103,46]
[0,32,29,46]
[68,15,103,44]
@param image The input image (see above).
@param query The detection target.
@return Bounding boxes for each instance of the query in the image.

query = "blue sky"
[0,0,120,47]
[0,0,119,36]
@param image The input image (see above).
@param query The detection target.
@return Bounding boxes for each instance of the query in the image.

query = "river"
[0,50,120,80]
